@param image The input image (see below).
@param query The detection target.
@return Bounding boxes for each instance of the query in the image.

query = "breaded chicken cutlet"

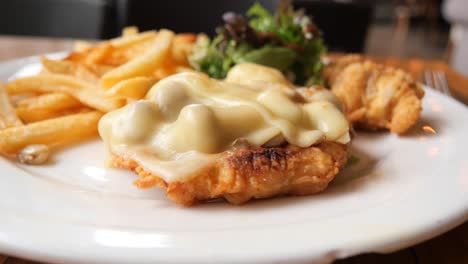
[113,142,347,206]
[99,64,351,206]
[323,55,425,134]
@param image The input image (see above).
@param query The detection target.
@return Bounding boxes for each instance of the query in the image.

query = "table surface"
[0,35,467,264]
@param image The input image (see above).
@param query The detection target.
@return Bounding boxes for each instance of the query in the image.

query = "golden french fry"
[75,65,100,83]
[0,111,103,154]
[154,65,176,80]
[7,74,83,93]
[172,33,197,66]
[106,33,158,66]
[73,40,93,52]
[0,83,23,128]
[7,74,126,112]
[66,49,90,64]
[110,30,157,48]
[175,66,196,73]
[67,43,113,66]
[16,105,92,123]
[0,84,21,126]
[174,33,197,44]
[86,64,115,77]
[8,93,37,105]
[41,57,99,84]
[101,29,174,89]
[16,92,81,111]
[41,57,76,75]
[104,39,155,66]
[122,26,139,37]
[16,108,66,123]
[106,77,156,99]
[84,44,113,65]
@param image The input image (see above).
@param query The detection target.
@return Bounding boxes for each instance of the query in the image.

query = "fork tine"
[430,71,443,94]
[422,69,453,97]
[434,72,444,94]
[435,71,452,96]
[432,71,442,93]
[423,70,435,88]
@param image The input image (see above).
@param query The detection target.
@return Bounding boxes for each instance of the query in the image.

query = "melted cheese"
[226,62,295,89]
[99,63,350,182]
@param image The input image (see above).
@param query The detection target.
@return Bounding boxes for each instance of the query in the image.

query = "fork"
[422,69,452,96]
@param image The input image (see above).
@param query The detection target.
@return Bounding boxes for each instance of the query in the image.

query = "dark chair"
[116,0,373,52]
[0,0,373,52]
[115,0,280,37]
[0,0,116,39]
[294,0,374,53]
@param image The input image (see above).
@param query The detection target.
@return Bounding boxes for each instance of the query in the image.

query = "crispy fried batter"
[323,55,424,134]
[113,142,347,206]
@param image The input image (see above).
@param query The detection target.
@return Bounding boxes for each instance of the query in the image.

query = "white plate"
[0,55,467,264]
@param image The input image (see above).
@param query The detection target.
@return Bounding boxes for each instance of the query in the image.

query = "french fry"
[16,94,81,123]
[41,57,75,75]
[16,92,81,111]
[106,77,156,99]
[8,93,37,105]
[110,30,157,48]
[173,33,197,45]
[67,44,106,65]
[154,64,176,80]
[73,40,93,52]
[101,29,174,89]
[153,58,177,80]
[74,65,100,83]
[7,74,126,112]
[1,27,202,164]
[84,44,113,65]
[41,57,99,83]
[175,66,196,73]
[16,108,67,123]
[122,26,139,37]
[0,83,23,129]
[105,39,155,66]
[0,111,103,154]
[100,33,158,66]
[172,34,197,66]
[16,106,92,123]
[86,64,115,77]
[66,49,91,64]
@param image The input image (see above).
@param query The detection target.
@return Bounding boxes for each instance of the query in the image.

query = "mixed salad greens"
[189,1,326,86]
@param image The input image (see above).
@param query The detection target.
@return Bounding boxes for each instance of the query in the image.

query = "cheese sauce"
[99,63,350,182]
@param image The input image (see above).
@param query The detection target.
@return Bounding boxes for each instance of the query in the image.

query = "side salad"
[189,1,326,86]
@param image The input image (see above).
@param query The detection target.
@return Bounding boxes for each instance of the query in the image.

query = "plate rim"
[0,53,467,264]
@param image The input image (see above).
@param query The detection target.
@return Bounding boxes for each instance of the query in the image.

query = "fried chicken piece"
[322,54,364,85]
[323,55,424,134]
[113,141,347,206]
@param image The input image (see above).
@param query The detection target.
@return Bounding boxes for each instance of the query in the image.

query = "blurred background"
[0,0,466,75]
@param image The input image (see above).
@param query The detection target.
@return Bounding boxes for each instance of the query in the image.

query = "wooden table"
[0,35,467,264]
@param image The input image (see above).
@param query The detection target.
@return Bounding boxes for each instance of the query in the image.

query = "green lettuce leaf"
[237,46,297,71]
[189,2,327,85]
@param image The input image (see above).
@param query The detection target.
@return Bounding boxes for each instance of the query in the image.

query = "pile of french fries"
[0,27,198,164]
